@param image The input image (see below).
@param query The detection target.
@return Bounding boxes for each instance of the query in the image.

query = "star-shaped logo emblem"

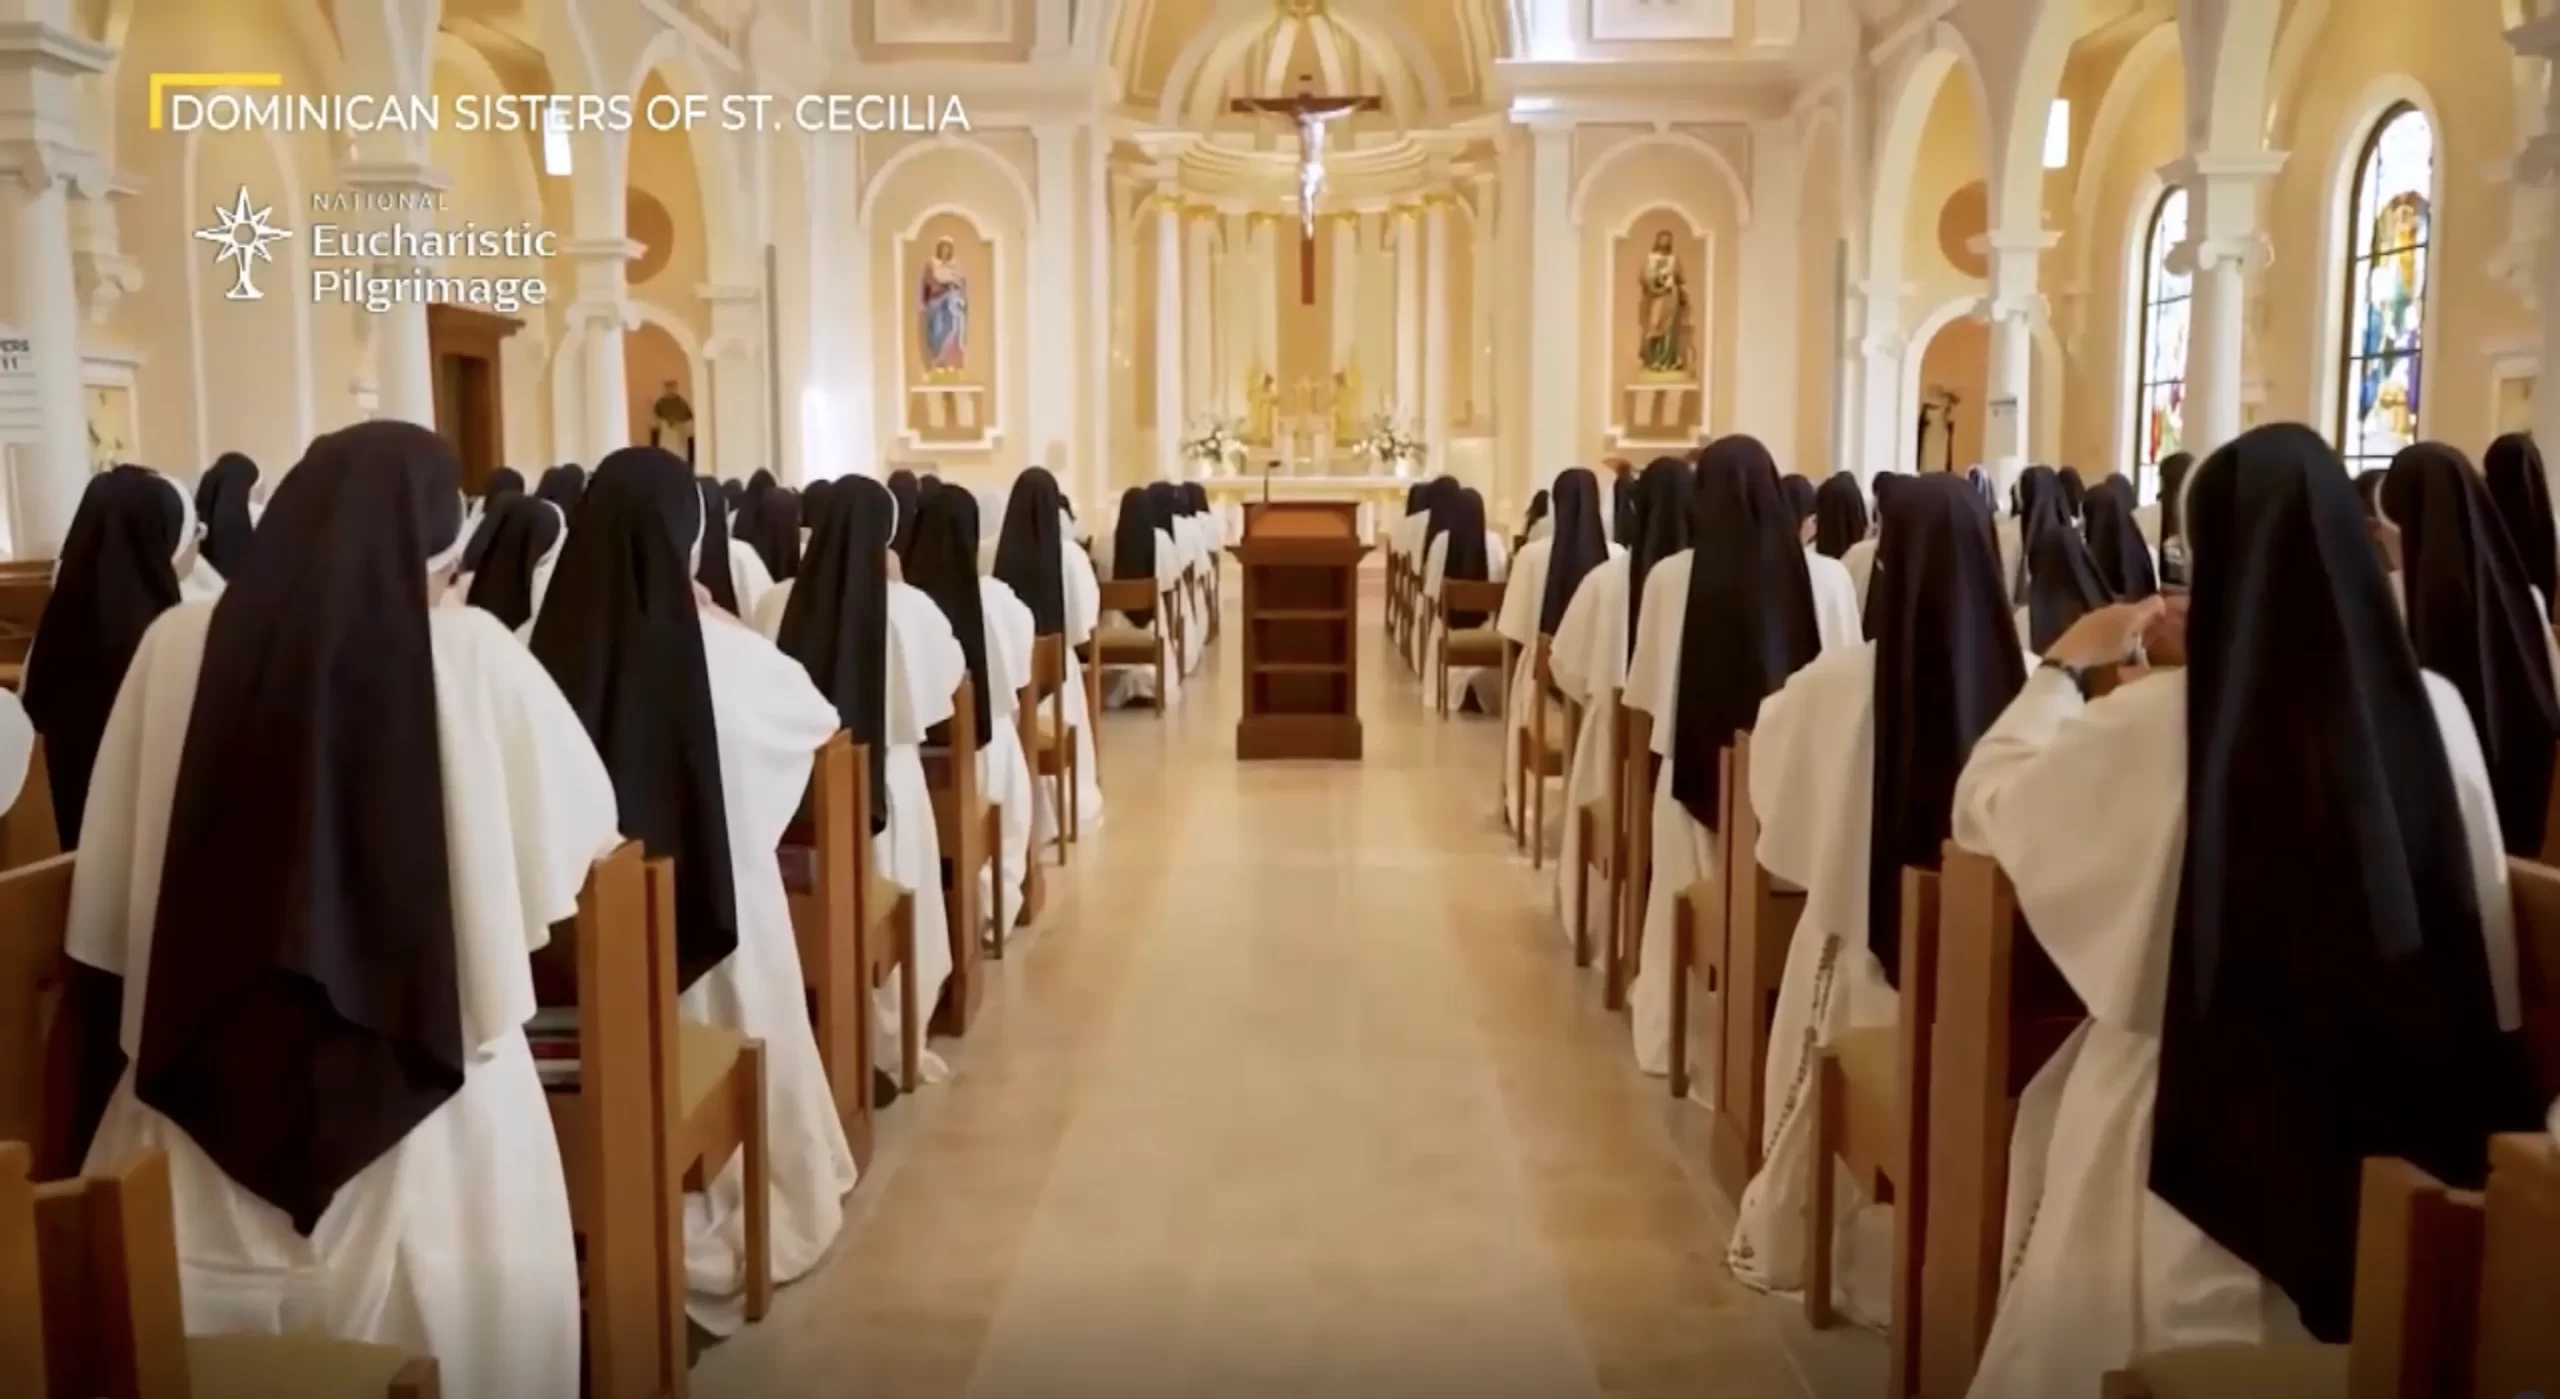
[193,186,292,301]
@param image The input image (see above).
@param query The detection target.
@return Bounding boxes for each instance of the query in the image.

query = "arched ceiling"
[1115,0,1504,132]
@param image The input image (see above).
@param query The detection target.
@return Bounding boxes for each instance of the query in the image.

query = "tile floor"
[694,586,1884,1398]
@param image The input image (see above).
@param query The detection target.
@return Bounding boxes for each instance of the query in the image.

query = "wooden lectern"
[1230,500,1371,761]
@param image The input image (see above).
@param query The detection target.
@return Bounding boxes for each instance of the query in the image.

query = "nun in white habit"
[1622,436,1846,1083]
[1725,474,2026,1325]
[698,476,774,619]
[1098,485,1183,710]
[71,422,619,1399]
[1950,424,2535,1397]
[1498,468,1617,833]
[457,496,565,629]
[1419,486,1511,715]
[904,481,1037,936]
[1546,458,1688,941]
[758,477,964,1084]
[529,446,855,1334]
[992,466,1107,836]
[148,468,227,602]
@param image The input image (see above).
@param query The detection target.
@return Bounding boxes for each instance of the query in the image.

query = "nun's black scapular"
[1439,489,1495,629]
[2157,451,2195,588]
[1670,436,1820,829]
[463,497,563,631]
[2484,432,2557,620]
[528,446,739,992]
[995,468,1070,637]
[693,479,742,614]
[2083,475,2160,600]
[1812,473,1868,558]
[194,452,259,577]
[1779,474,1817,537]
[2022,489,2114,652]
[1625,457,1696,661]
[886,469,921,556]
[535,463,586,512]
[906,487,995,749]
[2152,422,2537,1342]
[778,476,894,836]
[1111,485,1160,629]
[1864,475,2025,986]
[1541,468,1608,636]
[2382,442,2560,856]
[23,466,188,849]
[136,420,465,1235]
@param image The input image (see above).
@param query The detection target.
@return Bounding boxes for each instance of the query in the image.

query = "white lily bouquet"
[1362,416,1422,476]
[1182,417,1243,476]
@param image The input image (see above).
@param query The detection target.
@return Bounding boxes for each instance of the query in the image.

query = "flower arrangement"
[1182,417,1243,475]
[1362,415,1422,476]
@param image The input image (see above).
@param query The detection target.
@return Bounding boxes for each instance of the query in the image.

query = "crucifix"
[1231,74,1381,304]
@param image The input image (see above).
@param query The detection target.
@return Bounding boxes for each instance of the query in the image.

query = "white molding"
[1496,56,1796,123]
[894,207,1008,454]
[858,133,1035,226]
[1568,129,1753,226]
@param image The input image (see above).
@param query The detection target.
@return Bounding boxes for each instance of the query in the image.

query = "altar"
[1202,473,1413,551]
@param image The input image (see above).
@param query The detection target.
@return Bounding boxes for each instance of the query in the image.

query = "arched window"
[2131,187,2189,504]
[2338,104,2434,468]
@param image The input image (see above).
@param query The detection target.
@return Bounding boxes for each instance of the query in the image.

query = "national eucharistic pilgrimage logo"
[193,182,557,315]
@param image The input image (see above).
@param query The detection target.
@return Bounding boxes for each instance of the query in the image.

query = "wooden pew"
[781,734,918,1168]
[1025,634,1079,864]
[0,576,49,667]
[1915,844,2086,1399]
[1614,708,1660,1012]
[1805,867,1937,1399]
[0,854,97,1180]
[1668,736,1807,1198]
[923,674,992,1037]
[1513,637,1569,861]
[1569,698,1626,972]
[2,1144,440,1399]
[2474,1131,2560,1399]
[0,742,59,871]
[1009,665,1045,934]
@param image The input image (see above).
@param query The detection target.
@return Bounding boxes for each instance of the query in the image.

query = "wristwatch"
[2038,654,2095,699]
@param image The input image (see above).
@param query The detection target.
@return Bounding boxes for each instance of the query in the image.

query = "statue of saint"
[1246,370,1278,443]
[1635,229,1694,378]
[919,236,968,377]
[1331,363,1361,443]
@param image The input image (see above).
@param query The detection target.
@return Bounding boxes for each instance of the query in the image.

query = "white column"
[1850,280,1905,482]
[699,284,765,475]
[1422,196,1452,474]
[2514,17,2560,481]
[1392,205,1421,428]
[1970,232,2055,486]
[1220,209,1250,419]
[2164,152,2282,464]
[341,161,447,427]
[566,237,638,463]
[1734,119,1802,461]
[1253,216,1280,381]
[1468,170,1496,433]
[0,167,88,555]
[1084,130,1111,508]
[1329,213,1358,373]
[1526,125,1581,481]
[1029,121,1078,473]
[1183,210,1214,424]
[1152,189,1184,479]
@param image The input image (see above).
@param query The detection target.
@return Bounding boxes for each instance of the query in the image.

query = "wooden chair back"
[0,580,48,665]
[1095,576,1157,622]
[922,674,986,1035]
[0,854,91,1179]
[1438,578,1505,626]
[1713,730,1807,1189]
[2474,1132,2560,1398]
[1617,706,1659,1007]
[783,733,872,1164]
[2,1142,46,1390]
[24,1147,193,1399]
[0,742,60,871]
[1917,843,2087,1399]
[2507,857,2560,1100]
[1887,866,1942,1398]
[530,843,672,1399]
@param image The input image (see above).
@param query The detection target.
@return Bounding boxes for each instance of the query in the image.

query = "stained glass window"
[2132,187,2189,504]
[2338,104,2433,468]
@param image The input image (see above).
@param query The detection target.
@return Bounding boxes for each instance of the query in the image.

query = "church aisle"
[694,585,1851,1399]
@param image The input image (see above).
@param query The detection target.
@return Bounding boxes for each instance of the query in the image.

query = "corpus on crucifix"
[1231,73,1380,304]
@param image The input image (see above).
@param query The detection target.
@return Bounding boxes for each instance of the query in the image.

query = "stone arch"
[1986,0,2083,236]
[2069,23,2182,301]
[859,136,1035,228]
[2181,0,2283,154]
[1569,131,1752,227]
[626,27,750,285]
[1864,30,1993,287]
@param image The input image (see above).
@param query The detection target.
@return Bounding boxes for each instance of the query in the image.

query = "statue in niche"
[650,379,696,464]
[1916,386,1959,474]
[1635,228,1694,378]
[918,235,969,378]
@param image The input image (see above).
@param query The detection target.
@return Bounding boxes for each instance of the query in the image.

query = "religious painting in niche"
[2133,187,2190,503]
[1636,229,1695,378]
[901,212,997,447]
[1611,209,1705,444]
[2338,104,2433,468]
[1590,0,1735,42]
